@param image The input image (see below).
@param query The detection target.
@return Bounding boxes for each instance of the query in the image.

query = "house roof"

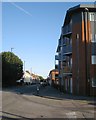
[63,4,96,26]
[49,69,59,75]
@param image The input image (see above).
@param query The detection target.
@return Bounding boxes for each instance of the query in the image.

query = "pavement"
[33,85,95,102]
[2,84,96,104]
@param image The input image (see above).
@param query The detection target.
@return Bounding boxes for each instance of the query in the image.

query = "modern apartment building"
[55,4,96,96]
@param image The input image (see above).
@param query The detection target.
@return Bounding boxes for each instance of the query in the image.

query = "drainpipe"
[84,8,90,96]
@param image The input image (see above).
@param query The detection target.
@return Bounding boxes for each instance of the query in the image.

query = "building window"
[60,46,63,52]
[89,13,95,21]
[76,34,79,39]
[95,34,96,42]
[91,34,96,43]
[68,61,70,66]
[91,55,96,64]
[70,39,72,45]
[70,58,72,67]
[53,74,55,80]
[92,78,96,87]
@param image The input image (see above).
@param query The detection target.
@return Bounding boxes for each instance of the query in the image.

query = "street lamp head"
[11,48,14,52]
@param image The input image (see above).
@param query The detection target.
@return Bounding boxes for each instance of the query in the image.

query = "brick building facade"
[55,4,96,96]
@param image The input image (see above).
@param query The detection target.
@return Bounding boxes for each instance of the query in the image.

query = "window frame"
[92,78,96,87]
[89,13,95,21]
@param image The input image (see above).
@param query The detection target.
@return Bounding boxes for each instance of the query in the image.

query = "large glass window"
[89,13,95,21]
[91,34,96,43]
[91,55,96,64]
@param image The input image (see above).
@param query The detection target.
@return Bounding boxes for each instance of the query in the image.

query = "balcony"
[58,38,62,47]
[62,38,66,46]
[55,55,59,60]
[63,55,66,61]
[55,64,59,69]
[56,39,62,52]
[62,24,72,37]
[59,54,62,61]
[63,66,72,76]
[63,45,72,55]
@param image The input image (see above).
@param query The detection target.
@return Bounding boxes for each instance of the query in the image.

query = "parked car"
[16,78,24,85]
[40,79,47,87]
[43,80,47,86]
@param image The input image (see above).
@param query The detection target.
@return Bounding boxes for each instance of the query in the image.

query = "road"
[1,84,96,119]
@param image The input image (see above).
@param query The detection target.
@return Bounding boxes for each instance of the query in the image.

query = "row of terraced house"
[52,4,96,96]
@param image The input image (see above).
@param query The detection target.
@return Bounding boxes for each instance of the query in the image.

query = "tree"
[1,52,23,87]
[38,76,44,80]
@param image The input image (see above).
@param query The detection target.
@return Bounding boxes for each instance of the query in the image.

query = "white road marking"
[66,112,77,118]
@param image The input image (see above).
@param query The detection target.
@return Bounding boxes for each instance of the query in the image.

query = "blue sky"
[2,2,92,78]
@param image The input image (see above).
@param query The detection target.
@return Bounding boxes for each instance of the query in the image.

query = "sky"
[2,2,93,78]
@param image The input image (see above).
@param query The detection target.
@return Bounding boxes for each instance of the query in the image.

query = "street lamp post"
[10,48,14,63]
[24,61,25,72]
[11,48,14,53]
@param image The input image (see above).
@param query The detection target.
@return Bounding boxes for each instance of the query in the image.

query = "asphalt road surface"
[1,85,96,119]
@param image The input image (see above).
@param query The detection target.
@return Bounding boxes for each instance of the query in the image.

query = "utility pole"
[10,48,14,63]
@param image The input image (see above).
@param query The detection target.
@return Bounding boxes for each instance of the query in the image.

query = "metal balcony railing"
[63,45,72,55]
[64,66,72,73]
[62,24,72,36]
[63,66,72,75]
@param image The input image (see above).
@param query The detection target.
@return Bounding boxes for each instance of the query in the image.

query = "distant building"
[55,4,96,96]
[31,73,40,84]
[49,69,59,87]
[23,71,32,84]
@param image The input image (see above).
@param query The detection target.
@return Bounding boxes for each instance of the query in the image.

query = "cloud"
[10,2,32,17]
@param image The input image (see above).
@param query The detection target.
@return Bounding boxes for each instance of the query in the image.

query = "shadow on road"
[88,102,96,106]
[2,85,95,102]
